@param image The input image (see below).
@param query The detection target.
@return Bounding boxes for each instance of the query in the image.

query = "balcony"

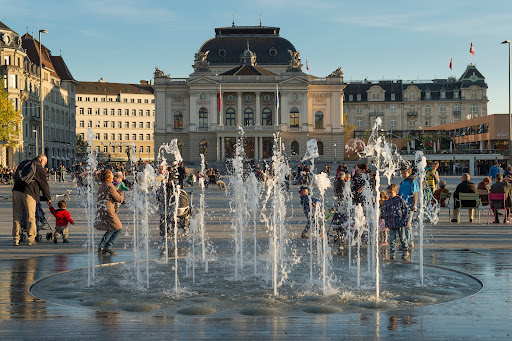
[369,111,383,116]
[453,110,461,116]
[407,111,418,117]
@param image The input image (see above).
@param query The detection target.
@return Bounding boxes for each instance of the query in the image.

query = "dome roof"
[199,25,296,65]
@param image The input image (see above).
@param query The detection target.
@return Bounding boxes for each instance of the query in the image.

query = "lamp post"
[502,40,511,164]
[39,29,48,157]
[333,143,336,161]
[33,130,38,156]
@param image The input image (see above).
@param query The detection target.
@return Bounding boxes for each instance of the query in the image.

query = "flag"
[470,42,475,56]
[306,58,309,72]
[449,57,452,70]
[218,84,222,112]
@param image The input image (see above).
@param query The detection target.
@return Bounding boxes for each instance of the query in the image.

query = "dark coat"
[489,181,512,208]
[12,159,51,202]
[95,182,124,231]
[453,180,478,208]
[381,196,409,230]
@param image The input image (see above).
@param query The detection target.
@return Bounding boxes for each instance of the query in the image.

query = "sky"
[2,0,512,114]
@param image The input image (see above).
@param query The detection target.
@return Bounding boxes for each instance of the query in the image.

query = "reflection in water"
[387,314,413,331]
[7,258,46,319]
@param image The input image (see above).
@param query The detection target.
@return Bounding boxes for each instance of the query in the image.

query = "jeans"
[99,229,122,250]
[389,227,408,255]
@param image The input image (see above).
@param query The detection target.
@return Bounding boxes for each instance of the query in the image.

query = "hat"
[299,186,309,193]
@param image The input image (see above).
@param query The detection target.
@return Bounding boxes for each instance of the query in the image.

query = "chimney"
[140,80,148,85]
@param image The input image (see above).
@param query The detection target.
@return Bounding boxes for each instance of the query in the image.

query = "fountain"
[85,128,97,287]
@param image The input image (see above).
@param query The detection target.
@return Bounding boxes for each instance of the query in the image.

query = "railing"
[407,111,418,116]
[453,111,461,115]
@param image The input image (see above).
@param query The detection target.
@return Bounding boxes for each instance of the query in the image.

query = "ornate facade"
[0,21,77,168]
[154,25,345,163]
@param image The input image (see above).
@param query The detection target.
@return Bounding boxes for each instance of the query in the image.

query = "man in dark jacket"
[12,155,52,246]
[451,173,478,223]
[490,173,512,223]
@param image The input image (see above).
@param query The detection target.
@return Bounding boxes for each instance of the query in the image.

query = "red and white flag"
[306,58,309,72]
[449,57,453,70]
[470,42,475,56]
[218,84,222,112]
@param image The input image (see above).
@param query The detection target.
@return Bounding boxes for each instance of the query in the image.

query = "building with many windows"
[154,24,345,163]
[0,21,76,168]
[75,80,155,162]
[345,65,488,133]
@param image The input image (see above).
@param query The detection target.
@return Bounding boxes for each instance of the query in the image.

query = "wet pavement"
[0,177,512,339]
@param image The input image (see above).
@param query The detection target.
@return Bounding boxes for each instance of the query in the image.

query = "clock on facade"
[200,93,207,101]
[291,93,299,101]
[469,74,478,82]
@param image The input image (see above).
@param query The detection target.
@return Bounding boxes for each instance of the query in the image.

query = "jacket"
[489,181,512,209]
[453,180,478,208]
[381,196,409,230]
[94,182,124,231]
[300,194,319,217]
[398,176,419,209]
[49,207,74,226]
[12,159,51,202]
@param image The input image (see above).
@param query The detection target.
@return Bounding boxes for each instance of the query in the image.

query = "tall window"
[290,107,299,128]
[226,108,236,126]
[174,111,183,129]
[199,140,207,155]
[315,111,324,129]
[262,108,272,126]
[291,141,299,155]
[199,107,208,128]
[356,118,362,127]
[390,117,396,127]
[471,105,478,113]
[317,141,324,155]
[390,105,396,113]
[244,108,254,126]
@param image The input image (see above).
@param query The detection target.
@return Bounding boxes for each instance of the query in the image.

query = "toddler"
[49,200,75,243]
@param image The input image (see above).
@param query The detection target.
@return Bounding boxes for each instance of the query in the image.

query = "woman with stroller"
[95,169,124,255]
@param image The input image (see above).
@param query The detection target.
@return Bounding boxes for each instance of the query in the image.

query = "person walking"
[12,155,51,246]
[95,169,124,255]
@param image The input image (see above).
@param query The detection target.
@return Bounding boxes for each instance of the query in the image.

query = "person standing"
[95,169,124,255]
[12,155,51,246]
[398,167,419,247]
[382,184,410,260]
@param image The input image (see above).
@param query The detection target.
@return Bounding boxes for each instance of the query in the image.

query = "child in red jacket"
[49,200,75,243]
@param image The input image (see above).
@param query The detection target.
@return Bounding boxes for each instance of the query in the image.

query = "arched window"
[315,111,324,129]
[291,141,299,155]
[317,141,324,155]
[290,107,299,128]
[262,108,272,126]
[244,108,254,126]
[174,111,183,129]
[199,107,208,128]
[226,108,236,126]
[199,140,207,155]
[177,141,183,155]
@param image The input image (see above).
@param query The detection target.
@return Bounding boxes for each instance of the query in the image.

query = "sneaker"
[379,241,388,246]
[450,219,458,223]
[63,239,69,243]
[13,241,19,246]
[54,237,58,244]
[493,221,500,224]
[27,241,36,246]
[402,251,410,259]
[469,219,474,223]
[301,232,308,239]
[103,249,118,255]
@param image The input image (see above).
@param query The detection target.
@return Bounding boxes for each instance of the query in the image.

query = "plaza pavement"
[0,175,511,339]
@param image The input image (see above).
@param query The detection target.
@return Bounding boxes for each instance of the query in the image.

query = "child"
[113,172,129,213]
[299,186,319,239]
[379,190,389,245]
[381,184,410,260]
[49,200,75,243]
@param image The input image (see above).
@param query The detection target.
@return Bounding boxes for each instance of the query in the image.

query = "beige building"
[75,80,155,162]
[154,25,345,164]
[0,21,76,168]
[344,65,488,134]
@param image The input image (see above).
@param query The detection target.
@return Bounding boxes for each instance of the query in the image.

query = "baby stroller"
[20,201,53,242]
[327,204,349,249]
[168,189,191,236]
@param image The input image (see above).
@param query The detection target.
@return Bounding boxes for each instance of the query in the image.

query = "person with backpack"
[12,155,51,246]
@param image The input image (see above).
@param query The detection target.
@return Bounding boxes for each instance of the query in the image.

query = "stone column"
[259,136,263,160]
[221,137,225,161]
[255,91,261,126]
[237,91,242,127]
[254,136,259,161]
[189,92,198,132]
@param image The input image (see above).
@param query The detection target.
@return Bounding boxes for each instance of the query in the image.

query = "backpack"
[14,160,37,186]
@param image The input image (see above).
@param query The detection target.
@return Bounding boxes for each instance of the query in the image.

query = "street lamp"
[502,40,511,164]
[39,29,48,157]
[32,130,38,156]
[333,143,337,161]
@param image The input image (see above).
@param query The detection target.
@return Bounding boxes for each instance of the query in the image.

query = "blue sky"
[2,0,512,114]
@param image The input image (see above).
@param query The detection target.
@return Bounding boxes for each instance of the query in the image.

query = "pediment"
[279,76,309,85]
[187,77,219,85]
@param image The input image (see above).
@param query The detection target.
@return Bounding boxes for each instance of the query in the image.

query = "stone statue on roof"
[287,50,303,72]
[193,50,210,72]
[327,67,343,78]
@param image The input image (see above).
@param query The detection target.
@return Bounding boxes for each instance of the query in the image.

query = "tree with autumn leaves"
[0,82,23,148]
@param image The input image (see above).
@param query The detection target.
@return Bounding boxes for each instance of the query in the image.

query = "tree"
[76,134,89,159]
[0,82,23,148]
[343,112,356,140]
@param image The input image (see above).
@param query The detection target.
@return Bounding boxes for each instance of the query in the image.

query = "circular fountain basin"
[30,256,481,317]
